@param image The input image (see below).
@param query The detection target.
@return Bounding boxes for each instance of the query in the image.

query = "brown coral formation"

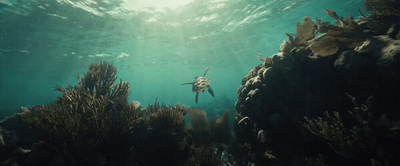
[235,3,400,166]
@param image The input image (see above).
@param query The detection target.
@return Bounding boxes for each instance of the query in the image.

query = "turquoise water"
[0,0,365,118]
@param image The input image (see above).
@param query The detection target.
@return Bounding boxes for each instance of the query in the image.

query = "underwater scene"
[1,0,400,165]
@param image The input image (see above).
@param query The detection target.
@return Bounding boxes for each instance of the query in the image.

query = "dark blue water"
[0,0,365,118]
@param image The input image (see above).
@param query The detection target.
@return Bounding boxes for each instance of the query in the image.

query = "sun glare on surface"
[122,0,194,10]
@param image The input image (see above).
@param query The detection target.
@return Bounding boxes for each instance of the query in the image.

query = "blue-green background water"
[0,0,365,118]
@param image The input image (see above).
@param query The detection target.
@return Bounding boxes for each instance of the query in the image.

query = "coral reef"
[0,62,141,165]
[235,2,400,165]
[0,62,235,165]
[2,1,399,165]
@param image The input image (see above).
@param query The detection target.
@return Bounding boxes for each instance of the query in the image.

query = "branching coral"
[77,62,131,105]
[78,62,117,95]
[301,95,375,159]
[16,62,144,165]
[4,62,238,165]
[24,91,112,149]
[118,102,140,134]
[302,111,360,158]
[147,103,189,133]
[22,62,138,150]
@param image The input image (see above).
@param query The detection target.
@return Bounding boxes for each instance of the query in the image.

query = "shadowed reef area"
[1,0,400,165]
[235,0,400,165]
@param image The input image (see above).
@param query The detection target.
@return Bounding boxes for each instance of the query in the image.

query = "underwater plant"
[78,62,131,107]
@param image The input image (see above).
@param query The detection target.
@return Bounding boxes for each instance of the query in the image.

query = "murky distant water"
[0,0,365,118]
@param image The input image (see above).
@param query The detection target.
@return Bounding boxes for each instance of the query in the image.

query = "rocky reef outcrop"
[234,1,400,165]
